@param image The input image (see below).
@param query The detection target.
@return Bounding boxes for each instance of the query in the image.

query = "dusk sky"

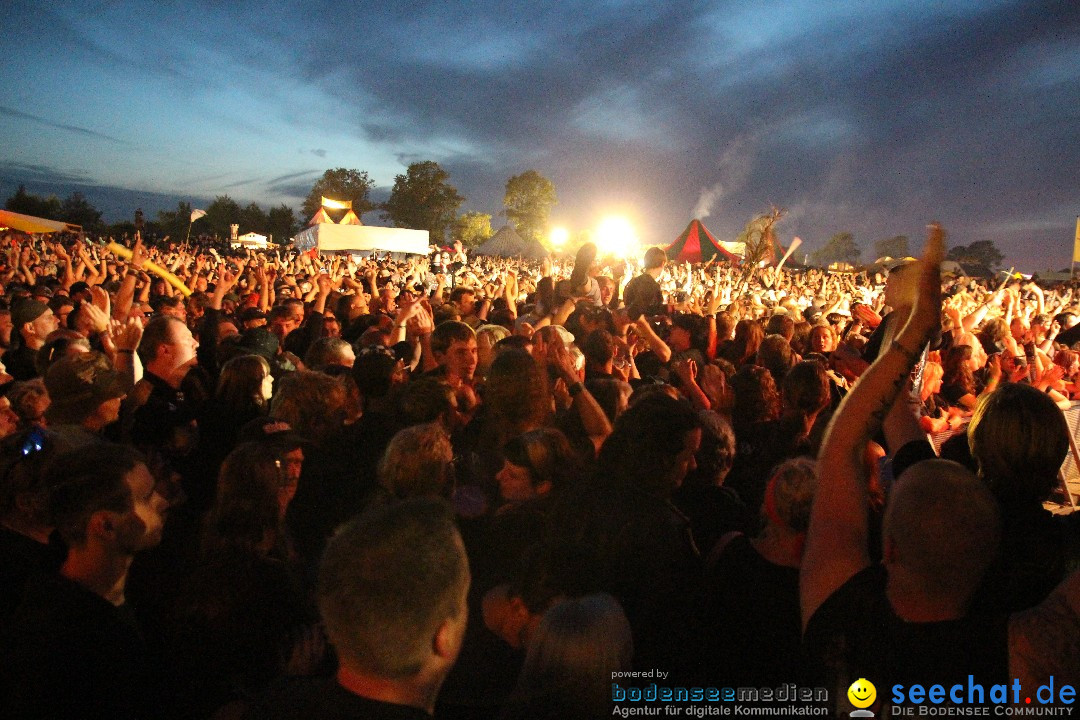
[2,0,1078,271]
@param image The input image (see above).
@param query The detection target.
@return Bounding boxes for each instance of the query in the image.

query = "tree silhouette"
[810,232,861,267]
[302,168,376,220]
[873,235,909,260]
[381,161,464,245]
[503,170,557,244]
[453,211,493,248]
[947,240,1004,270]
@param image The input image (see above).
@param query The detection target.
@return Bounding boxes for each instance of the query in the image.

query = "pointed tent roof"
[474,225,549,260]
[338,209,363,226]
[308,208,335,226]
[665,219,738,264]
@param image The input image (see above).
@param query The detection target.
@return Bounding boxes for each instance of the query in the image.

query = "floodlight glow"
[550,227,569,246]
[595,216,638,258]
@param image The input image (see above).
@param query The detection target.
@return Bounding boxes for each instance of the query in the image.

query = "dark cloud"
[265,169,321,198]
[220,177,263,189]
[0,163,209,223]
[0,106,129,145]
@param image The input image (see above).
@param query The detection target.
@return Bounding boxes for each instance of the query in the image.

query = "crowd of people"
[0,226,1078,719]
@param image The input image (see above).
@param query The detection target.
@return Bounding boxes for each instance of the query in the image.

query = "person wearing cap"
[237,416,308,494]
[3,298,60,380]
[240,307,268,330]
[44,351,128,451]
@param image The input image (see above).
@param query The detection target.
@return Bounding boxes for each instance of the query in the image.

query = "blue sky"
[2,0,1078,270]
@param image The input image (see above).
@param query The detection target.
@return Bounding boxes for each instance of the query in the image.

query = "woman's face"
[496,459,537,503]
[923,371,943,396]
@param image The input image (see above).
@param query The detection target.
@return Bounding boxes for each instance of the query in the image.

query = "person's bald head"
[883,459,1000,602]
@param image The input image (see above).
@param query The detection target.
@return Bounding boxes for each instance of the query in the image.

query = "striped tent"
[665,219,739,264]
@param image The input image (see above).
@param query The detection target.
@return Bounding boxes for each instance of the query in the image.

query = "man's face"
[443,338,478,382]
[272,305,304,338]
[0,398,17,438]
[884,264,917,309]
[117,462,168,553]
[96,395,126,427]
[160,303,187,322]
[217,321,239,343]
[53,304,73,328]
[668,326,692,353]
[166,321,199,371]
[599,281,615,305]
[323,315,342,339]
[347,294,368,319]
[277,447,303,516]
[29,309,60,340]
[496,460,537,503]
[457,292,476,316]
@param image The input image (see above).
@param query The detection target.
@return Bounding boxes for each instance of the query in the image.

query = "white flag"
[190,209,207,223]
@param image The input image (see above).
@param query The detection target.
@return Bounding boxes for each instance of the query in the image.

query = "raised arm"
[801,223,944,629]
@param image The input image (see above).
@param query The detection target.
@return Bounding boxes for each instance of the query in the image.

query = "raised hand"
[110,316,145,352]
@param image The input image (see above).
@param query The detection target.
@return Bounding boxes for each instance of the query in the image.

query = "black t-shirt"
[699,535,803,686]
[246,677,433,720]
[623,273,664,317]
[1,343,38,381]
[2,572,162,719]
[803,565,1009,714]
[0,526,64,618]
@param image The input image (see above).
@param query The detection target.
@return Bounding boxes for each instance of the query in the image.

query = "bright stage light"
[595,216,638,258]
[550,226,569,246]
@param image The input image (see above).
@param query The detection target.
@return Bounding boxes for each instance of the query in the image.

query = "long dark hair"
[202,442,285,556]
[942,345,976,396]
[216,354,271,413]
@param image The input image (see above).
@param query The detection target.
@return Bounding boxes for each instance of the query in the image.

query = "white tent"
[293,224,429,256]
[232,232,270,249]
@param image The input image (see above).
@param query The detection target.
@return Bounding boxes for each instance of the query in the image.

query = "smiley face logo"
[847,678,877,709]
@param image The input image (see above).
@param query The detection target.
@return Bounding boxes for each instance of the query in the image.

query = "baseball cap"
[11,299,49,328]
[238,417,309,450]
[44,352,126,424]
[237,327,279,362]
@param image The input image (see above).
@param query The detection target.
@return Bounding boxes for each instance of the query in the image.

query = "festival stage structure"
[292,196,429,256]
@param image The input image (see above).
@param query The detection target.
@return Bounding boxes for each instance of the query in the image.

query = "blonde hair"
[507,593,633,717]
[378,423,454,499]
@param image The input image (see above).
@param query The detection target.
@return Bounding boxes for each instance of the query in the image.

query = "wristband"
[116,349,134,355]
[568,381,585,397]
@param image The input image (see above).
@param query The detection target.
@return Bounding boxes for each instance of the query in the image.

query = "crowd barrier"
[925,403,1080,512]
